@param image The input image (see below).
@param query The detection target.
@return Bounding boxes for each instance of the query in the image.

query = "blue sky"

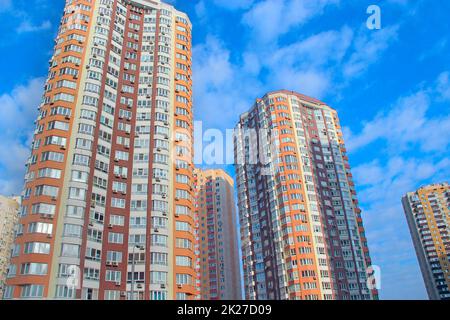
[0,0,449,299]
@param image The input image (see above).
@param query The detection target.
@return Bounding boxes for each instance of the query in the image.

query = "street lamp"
[130,245,144,301]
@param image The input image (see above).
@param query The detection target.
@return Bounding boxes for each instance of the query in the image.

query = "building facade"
[194,169,242,300]
[234,90,378,300]
[5,0,197,300]
[0,196,20,298]
[402,183,450,300]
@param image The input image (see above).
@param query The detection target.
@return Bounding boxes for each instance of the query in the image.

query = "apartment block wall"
[194,169,242,300]
[234,90,377,300]
[0,196,20,298]
[402,183,450,300]
[5,0,197,300]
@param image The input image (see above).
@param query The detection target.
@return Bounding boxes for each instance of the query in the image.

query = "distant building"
[0,196,20,298]
[402,183,450,300]
[194,169,242,300]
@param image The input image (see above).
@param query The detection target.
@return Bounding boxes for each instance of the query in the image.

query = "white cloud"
[345,72,450,298]
[193,36,262,130]
[262,26,353,98]
[345,73,450,154]
[0,0,11,12]
[213,0,255,10]
[437,71,450,100]
[344,25,399,78]
[0,77,44,196]
[17,20,51,33]
[242,0,339,43]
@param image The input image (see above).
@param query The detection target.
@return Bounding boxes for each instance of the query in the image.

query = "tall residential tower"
[5,0,197,300]
[234,90,378,300]
[194,169,242,300]
[402,183,450,300]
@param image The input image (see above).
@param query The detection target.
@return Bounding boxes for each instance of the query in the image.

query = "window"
[66,205,84,218]
[24,242,50,254]
[35,185,59,197]
[151,235,168,247]
[3,286,14,299]
[111,198,126,209]
[110,215,125,226]
[41,151,64,163]
[38,168,61,179]
[73,154,90,166]
[61,243,80,257]
[105,270,121,282]
[32,203,56,215]
[106,251,123,263]
[175,221,191,232]
[71,170,89,183]
[108,232,124,244]
[176,256,192,267]
[176,274,193,285]
[69,187,86,200]
[150,271,167,284]
[151,291,167,300]
[48,120,70,131]
[55,285,76,299]
[21,263,48,275]
[104,290,120,300]
[176,238,192,250]
[63,224,83,238]
[21,285,44,298]
[151,252,168,266]
[28,222,53,235]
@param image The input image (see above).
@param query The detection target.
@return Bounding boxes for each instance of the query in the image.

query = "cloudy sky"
[0,0,449,299]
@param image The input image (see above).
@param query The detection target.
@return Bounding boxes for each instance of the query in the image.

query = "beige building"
[0,196,20,298]
[194,169,242,300]
[402,183,450,300]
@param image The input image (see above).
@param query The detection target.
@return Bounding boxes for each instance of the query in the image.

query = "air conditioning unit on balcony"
[115,281,121,287]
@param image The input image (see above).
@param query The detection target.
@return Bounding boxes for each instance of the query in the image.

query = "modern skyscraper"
[402,183,450,300]
[234,90,378,300]
[4,0,196,300]
[194,169,242,300]
[0,196,20,298]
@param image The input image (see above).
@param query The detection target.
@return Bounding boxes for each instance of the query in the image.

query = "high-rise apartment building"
[402,183,450,300]
[5,0,197,300]
[0,196,20,298]
[194,169,242,300]
[234,90,378,300]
